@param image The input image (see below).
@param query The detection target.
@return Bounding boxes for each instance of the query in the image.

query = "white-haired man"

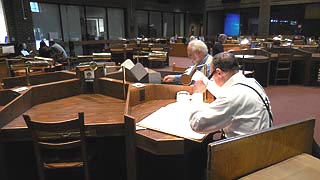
[163,40,213,83]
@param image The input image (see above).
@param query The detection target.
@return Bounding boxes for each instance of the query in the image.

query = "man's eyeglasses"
[208,68,217,79]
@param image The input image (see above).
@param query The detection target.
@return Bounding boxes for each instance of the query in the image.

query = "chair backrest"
[207,118,315,180]
[23,112,89,180]
[172,63,187,72]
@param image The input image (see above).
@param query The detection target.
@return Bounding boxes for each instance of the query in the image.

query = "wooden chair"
[275,52,293,85]
[23,112,89,180]
[207,118,315,180]
[110,44,126,64]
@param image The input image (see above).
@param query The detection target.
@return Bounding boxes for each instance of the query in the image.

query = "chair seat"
[44,161,83,169]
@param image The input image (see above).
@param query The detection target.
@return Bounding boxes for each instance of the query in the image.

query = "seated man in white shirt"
[189,52,273,138]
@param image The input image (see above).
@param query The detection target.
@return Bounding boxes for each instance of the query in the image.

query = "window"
[224,13,240,36]
[149,11,161,38]
[86,6,107,40]
[30,2,40,13]
[163,12,174,37]
[32,3,62,45]
[60,5,84,55]
[0,0,7,43]
[107,8,125,39]
[136,10,148,37]
[175,13,185,36]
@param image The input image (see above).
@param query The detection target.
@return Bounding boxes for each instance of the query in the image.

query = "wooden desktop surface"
[0,75,200,155]
[3,94,125,129]
[235,55,270,63]
[240,153,320,180]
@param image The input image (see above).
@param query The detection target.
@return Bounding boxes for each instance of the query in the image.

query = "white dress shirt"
[189,72,272,138]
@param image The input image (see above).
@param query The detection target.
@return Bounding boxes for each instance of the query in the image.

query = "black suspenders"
[235,83,273,127]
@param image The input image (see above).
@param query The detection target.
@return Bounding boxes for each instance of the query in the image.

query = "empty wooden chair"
[110,44,126,64]
[275,52,293,85]
[23,112,89,180]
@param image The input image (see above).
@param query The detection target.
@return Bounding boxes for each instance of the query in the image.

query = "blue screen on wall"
[224,13,240,36]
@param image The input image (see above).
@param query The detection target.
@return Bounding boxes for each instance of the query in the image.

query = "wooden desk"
[308,53,320,85]
[1,94,125,140]
[1,71,76,89]
[235,55,270,87]
[0,58,9,81]
[0,77,129,180]
[0,73,208,180]
[125,84,209,180]
[240,153,320,180]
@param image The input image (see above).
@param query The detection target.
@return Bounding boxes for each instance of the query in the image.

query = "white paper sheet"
[137,102,207,140]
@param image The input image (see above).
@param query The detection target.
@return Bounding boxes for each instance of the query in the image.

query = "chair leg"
[274,61,279,85]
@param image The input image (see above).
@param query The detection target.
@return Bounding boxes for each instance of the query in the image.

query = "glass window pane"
[86,6,107,40]
[149,11,161,38]
[163,12,173,37]
[30,2,40,13]
[107,8,125,39]
[60,5,84,55]
[136,10,148,38]
[175,13,185,37]
[32,3,62,41]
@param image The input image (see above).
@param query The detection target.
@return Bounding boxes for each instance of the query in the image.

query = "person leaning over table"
[49,40,68,64]
[162,39,213,84]
[189,52,273,138]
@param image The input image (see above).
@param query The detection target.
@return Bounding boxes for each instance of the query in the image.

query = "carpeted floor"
[266,85,320,144]
[166,56,320,145]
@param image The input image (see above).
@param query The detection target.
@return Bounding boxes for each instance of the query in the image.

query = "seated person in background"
[18,42,30,56]
[38,40,51,58]
[163,40,213,84]
[189,52,273,138]
[170,34,178,43]
[49,40,68,63]
[212,34,227,56]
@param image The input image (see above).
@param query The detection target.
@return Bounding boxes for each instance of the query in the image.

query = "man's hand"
[162,75,176,82]
[193,78,207,93]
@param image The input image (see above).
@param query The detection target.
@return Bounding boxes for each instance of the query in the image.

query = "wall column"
[126,0,136,38]
[258,0,271,36]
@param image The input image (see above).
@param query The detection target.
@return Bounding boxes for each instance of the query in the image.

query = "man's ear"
[216,68,223,75]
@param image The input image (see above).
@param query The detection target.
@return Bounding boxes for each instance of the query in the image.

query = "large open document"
[137,102,207,140]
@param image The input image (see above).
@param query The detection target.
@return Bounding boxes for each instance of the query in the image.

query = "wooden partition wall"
[207,118,315,180]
